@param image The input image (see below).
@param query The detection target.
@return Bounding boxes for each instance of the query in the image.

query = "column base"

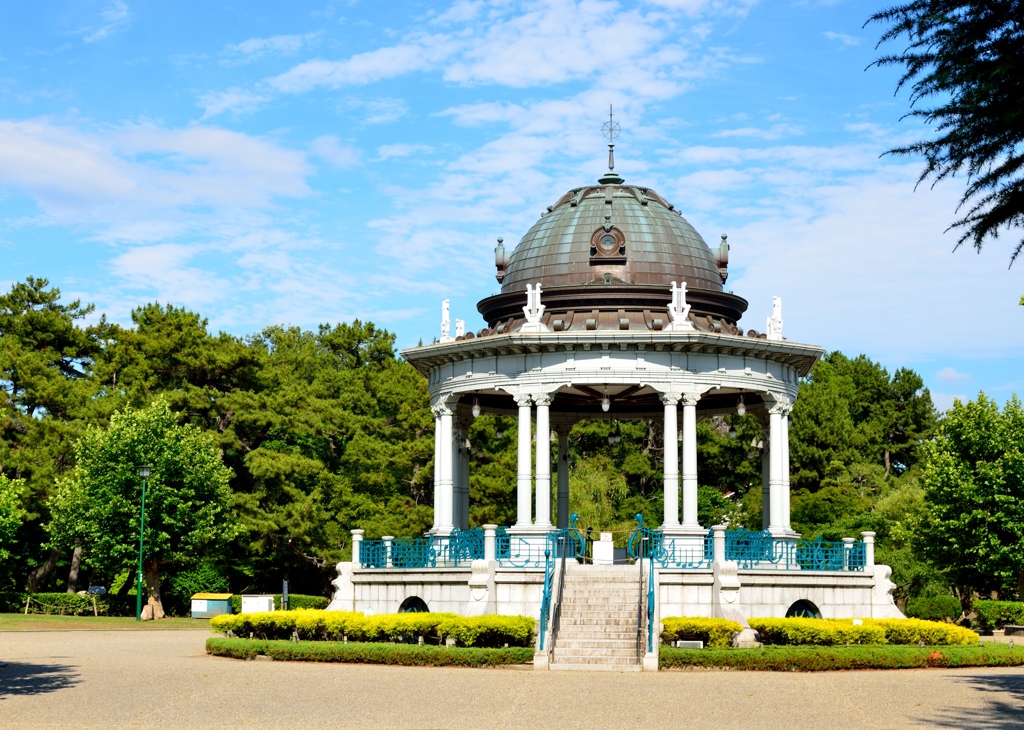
[506,524,557,536]
[661,524,707,538]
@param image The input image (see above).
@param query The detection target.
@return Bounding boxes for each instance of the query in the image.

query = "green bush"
[661,617,743,648]
[228,594,329,613]
[660,644,1024,671]
[210,609,535,648]
[868,618,978,646]
[24,593,104,616]
[747,617,978,646]
[906,595,962,623]
[749,618,887,646]
[205,637,534,667]
[973,600,1024,631]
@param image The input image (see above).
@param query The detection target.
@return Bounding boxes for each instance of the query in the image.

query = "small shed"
[191,593,233,619]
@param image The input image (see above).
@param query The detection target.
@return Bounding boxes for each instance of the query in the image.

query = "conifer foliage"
[868,1,1024,264]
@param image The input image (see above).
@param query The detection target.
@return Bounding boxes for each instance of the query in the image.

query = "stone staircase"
[549,564,642,671]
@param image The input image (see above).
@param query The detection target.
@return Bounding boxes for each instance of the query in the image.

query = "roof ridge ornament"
[665,281,695,331]
[598,104,624,185]
[520,283,550,333]
[766,296,784,341]
[440,299,454,343]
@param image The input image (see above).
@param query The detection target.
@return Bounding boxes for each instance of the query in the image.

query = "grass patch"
[205,637,534,667]
[660,644,1024,671]
[0,613,211,631]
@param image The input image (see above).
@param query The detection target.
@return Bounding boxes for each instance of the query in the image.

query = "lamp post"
[135,464,151,622]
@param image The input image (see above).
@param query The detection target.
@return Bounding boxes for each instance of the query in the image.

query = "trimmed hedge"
[906,595,962,623]
[749,618,886,646]
[661,617,743,648]
[660,644,1024,671]
[973,601,1024,632]
[210,609,534,648]
[205,637,534,667]
[229,594,328,613]
[4,592,135,617]
[747,618,978,647]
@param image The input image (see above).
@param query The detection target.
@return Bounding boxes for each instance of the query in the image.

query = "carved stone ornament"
[589,224,626,264]
[440,299,454,343]
[680,393,701,407]
[766,296,784,341]
[767,397,793,416]
[519,283,550,333]
[512,393,534,407]
[665,280,695,331]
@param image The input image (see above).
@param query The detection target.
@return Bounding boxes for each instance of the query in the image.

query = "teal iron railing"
[538,524,580,651]
[626,514,712,569]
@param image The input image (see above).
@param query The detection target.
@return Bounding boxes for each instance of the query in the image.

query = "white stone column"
[767,401,786,535]
[483,524,497,562]
[680,393,701,529]
[534,394,553,529]
[556,428,570,529]
[760,422,770,531]
[453,415,470,531]
[451,423,462,531]
[861,531,876,567]
[514,394,533,529]
[437,404,455,535]
[782,409,792,532]
[431,410,441,533]
[661,393,680,529]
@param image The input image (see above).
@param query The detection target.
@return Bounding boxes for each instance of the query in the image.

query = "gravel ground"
[1,630,1023,729]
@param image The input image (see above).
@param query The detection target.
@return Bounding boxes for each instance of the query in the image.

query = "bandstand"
[328,134,903,669]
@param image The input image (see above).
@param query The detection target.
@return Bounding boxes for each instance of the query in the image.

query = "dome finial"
[599,104,624,185]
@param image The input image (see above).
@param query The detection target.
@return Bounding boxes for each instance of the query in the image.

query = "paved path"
[2,630,1023,729]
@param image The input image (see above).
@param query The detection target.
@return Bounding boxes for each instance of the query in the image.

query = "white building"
[329,150,903,670]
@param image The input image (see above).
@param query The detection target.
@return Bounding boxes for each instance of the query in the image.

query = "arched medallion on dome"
[589,224,625,264]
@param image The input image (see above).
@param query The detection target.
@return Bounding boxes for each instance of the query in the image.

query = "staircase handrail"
[549,532,569,659]
[636,550,645,664]
[538,546,554,652]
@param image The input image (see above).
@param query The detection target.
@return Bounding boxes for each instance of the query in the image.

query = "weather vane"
[598,104,624,184]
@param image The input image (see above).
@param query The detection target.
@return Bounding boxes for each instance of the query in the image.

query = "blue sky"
[0,0,1021,410]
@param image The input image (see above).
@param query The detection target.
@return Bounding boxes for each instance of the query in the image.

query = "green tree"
[0,475,25,563]
[47,399,236,617]
[921,393,1024,598]
[868,1,1024,264]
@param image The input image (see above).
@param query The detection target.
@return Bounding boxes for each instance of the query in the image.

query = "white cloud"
[311,135,361,168]
[198,88,271,119]
[358,98,409,125]
[824,31,861,47]
[376,143,434,160]
[0,119,310,232]
[82,1,130,43]
[226,32,322,62]
[936,367,972,383]
[712,123,804,140]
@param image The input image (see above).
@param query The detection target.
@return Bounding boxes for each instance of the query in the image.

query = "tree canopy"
[868,1,1024,265]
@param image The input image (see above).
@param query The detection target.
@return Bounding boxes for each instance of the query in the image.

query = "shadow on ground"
[923,673,1024,729]
[0,661,79,698]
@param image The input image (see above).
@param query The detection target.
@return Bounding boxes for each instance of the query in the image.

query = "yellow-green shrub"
[661,617,743,648]
[210,609,534,647]
[864,618,978,646]
[749,618,887,646]
[437,615,535,647]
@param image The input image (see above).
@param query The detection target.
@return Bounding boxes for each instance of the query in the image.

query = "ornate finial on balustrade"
[666,280,695,331]
[440,299,453,343]
[520,283,550,333]
[766,296,784,341]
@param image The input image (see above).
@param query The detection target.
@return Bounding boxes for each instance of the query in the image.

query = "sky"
[0,0,1021,411]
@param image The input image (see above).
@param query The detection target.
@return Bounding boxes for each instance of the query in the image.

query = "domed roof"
[499,183,726,294]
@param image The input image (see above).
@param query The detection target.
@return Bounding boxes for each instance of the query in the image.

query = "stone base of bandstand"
[328,561,904,623]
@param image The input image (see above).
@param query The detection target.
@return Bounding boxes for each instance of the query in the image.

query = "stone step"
[559,590,639,599]
[556,638,638,649]
[562,596,638,605]
[551,654,640,666]
[554,648,638,660]
[559,606,637,616]
[557,629,638,640]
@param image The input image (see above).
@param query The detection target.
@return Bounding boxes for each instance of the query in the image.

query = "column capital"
[659,392,682,405]
[532,393,555,407]
[431,402,454,417]
[680,392,701,407]
[767,395,793,416]
[513,393,533,407]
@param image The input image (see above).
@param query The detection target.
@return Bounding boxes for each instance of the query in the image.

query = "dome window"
[590,226,626,265]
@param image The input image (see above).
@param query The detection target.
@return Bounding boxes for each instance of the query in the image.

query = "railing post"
[483,524,497,562]
[383,536,394,568]
[861,532,875,568]
[351,529,364,567]
[841,537,854,571]
[712,525,726,563]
